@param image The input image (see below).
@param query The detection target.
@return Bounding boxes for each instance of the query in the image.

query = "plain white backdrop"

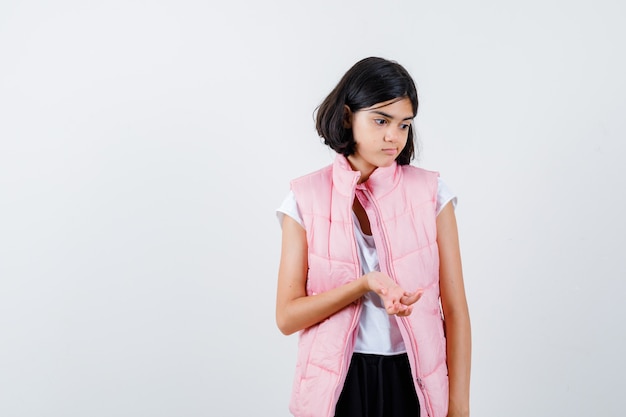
[1,1,625,416]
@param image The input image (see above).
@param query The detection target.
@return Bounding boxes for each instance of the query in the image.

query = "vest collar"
[332,154,401,197]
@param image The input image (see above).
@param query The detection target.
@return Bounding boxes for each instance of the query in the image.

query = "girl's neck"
[346,155,376,184]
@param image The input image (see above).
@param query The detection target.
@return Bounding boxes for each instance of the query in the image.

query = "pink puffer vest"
[289,155,448,417]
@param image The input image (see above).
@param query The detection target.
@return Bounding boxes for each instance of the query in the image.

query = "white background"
[1,1,625,416]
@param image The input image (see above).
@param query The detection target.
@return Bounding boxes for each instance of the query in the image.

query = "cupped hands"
[362,271,423,316]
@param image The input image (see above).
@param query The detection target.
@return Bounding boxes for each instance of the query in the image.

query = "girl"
[276,57,471,417]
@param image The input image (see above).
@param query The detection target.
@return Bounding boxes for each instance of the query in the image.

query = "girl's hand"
[363,271,423,316]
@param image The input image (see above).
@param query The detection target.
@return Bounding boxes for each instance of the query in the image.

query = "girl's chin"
[378,158,396,167]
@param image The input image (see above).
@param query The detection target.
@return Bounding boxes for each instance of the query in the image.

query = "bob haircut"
[315,57,419,165]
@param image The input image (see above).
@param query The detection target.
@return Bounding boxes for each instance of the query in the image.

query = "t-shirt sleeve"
[437,177,457,216]
[276,190,304,228]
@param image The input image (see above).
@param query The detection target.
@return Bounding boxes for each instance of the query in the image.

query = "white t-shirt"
[277,178,457,355]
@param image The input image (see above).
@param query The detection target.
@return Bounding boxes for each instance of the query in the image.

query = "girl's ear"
[343,105,352,128]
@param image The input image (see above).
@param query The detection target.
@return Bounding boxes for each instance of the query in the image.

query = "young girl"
[276,57,471,417]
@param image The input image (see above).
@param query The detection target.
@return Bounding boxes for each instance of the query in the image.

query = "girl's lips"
[382,148,397,155]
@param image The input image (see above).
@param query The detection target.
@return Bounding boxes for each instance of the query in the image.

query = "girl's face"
[346,97,413,182]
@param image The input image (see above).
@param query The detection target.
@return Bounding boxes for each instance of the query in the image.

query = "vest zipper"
[328,177,363,417]
[362,188,435,417]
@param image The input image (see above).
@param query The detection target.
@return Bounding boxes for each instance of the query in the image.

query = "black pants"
[334,353,420,417]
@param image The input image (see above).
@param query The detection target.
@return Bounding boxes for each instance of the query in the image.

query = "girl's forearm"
[276,276,368,335]
[445,311,472,417]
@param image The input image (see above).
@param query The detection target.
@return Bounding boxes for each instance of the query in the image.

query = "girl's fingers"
[401,290,423,306]
[387,300,415,316]
[397,307,411,317]
[387,302,401,314]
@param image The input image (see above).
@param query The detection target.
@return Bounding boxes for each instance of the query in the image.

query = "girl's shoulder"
[400,164,440,195]
[289,163,337,198]
[401,163,440,178]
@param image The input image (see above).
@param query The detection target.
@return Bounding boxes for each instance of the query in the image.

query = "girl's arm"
[276,215,420,335]
[437,203,472,417]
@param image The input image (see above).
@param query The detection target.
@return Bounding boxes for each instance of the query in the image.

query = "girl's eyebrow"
[369,110,414,121]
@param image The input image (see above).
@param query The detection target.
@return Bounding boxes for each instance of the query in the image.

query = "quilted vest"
[288,155,448,417]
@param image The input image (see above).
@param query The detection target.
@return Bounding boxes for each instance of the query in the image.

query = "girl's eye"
[400,123,410,130]
[374,119,388,125]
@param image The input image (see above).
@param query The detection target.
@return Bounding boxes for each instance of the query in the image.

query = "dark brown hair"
[315,57,419,165]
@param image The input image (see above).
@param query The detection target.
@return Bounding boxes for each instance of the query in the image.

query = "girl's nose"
[384,127,400,142]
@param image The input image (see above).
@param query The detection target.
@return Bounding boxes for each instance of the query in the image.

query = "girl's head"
[315,57,419,165]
